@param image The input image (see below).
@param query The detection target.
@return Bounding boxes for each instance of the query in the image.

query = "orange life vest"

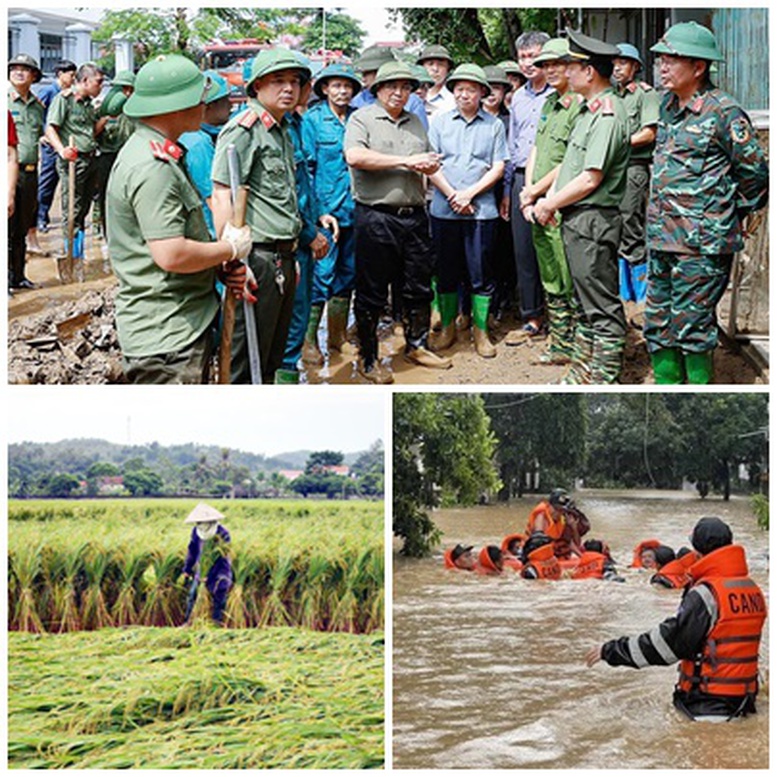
[443,548,458,569]
[501,532,527,554]
[475,546,503,575]
[501,533,526,571]
[571,550,607,579]
[526,503,576,558]
[522,543,561,580]
[631,538,662,568]
[651,551,700,588]
[677,545,766,698]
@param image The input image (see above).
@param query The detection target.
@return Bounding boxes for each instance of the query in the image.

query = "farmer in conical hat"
[183,502,233,624]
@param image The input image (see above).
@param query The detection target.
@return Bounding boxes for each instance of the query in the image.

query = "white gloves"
[221,221,252,261]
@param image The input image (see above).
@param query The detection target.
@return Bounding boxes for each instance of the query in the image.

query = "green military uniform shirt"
[106,123,218,358]
[531,90,583,184]
[99,113,136,154]
[343,101,430,207]
[617,80,660,162]
[46,89,99,153]
[556,87,630,209]
[646,86,768,256]
[8,87,45,166]
[212,99,300,243]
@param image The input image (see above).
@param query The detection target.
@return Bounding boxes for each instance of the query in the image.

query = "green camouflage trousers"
[560,296,623,384]
[644,251,733,353]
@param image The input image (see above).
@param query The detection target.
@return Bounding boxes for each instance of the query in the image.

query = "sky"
[7,387,386,456]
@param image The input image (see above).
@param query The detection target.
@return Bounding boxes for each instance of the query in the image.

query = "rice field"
[8,499,384,635]
[8,626,385,768]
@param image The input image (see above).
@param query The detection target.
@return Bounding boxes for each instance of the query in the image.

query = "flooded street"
[392,490,769,768]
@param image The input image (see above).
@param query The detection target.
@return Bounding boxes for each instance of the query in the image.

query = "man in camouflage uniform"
[613,43,660,306]
[533,30,630,384]
[7,54,45,290]
[519,38,584,364]
[646,22,768,383]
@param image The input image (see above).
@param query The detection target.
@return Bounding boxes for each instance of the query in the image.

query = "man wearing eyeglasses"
[345,61,451,384]
[44,63,109,247]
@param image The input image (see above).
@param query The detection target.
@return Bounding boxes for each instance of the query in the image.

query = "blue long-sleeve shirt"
[183,524,232,593]
[287,111,321,248]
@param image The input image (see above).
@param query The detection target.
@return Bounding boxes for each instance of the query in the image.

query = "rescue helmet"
[548,488,571,508]
[615,43,643,68]
[8,53,42,83]
[416,44,454,68]
[446,63,491,96]
[202,69,229,104]
[691,516,733,555]
[124,54,208,118]
[650,21,724,62]
[245,48,312,94]
[313,62,362,99]
[653,544,676,568]
[112,70,136,88]
[370,61,420,95]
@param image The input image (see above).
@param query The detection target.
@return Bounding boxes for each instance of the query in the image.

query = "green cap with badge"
[564,28,620,61]
[245,48,312,93]
[124,54,207,118]
[650,21,724,62]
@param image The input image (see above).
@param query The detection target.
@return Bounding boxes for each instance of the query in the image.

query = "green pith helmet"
[615,43,643,68]
[533,38,571,66]
[411,64,435,86]
[416,43,454,67]
[112,70,136,88]
[313,62,362,99]
[650,21,724,62]
[202,69,229,103]
[369,61,420,95]
[124,54,207,118]
[497,59,521,76]
[354,45,395,74]
[99,87,129,117]
[245,48,312,94]
[483,65,511,88]
[8,53,42,83]
[446,63,491,96]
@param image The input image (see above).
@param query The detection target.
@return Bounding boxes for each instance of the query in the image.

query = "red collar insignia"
[149,138,183,162]
[260,110,276,130]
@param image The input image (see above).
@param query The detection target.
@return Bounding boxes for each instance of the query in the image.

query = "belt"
[365,203,424,217]
[254,239,298,254]
[22,164,37,172]
[514,166,526,175]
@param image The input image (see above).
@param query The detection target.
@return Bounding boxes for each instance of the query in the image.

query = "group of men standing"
[8,20,768,385]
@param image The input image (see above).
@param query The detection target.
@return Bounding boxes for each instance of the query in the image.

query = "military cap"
[124,54,207,118]
[202,69,229,103]
[99,87,129,117]
[313,62,362,99]
[497,59,521,76]
[564,28,620,61]
[483,65,511,88]
[446,63,491,96]
[245,48,312,93]
[354,45,395,74]
[8,53,42,83]
[53,59,77,75]
[416,44,454,67]
[650,21,724,62]
[533,38,571,65]
[112,70,136,88]
[370,61,420,95]
[615,43,643,68]
[411,64,435,86]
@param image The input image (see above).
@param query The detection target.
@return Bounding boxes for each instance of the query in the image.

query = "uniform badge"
[690,96,705,113]
[640,81,653,91]
[730,118,751,144]
[626,82,637,94]
[601,97,614,115]
[260,110,276,130]
[149,139,182,162]
[588,98,601,113]
[238,109,259,129]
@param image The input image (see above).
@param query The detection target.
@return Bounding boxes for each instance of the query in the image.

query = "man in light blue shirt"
[428,64,508,359]
[500,30,553,342]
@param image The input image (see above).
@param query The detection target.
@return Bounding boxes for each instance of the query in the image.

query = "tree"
[393,394,500,557]
[48,473,81,498]
[305,450,345,472]
[303,11,366,57]
[123,469,164,497]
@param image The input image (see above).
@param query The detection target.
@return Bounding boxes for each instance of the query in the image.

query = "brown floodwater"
[392,490,769,769]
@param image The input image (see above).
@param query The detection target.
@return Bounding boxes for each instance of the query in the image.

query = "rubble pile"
[8,288,125,384]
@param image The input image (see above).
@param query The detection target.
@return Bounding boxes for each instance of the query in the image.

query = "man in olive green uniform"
[345,60,451,384]
[212,49,310,384]
[7,54,45,290]
[519,38,584,364]
[45,63,108,250]
[613,43,660,305]
[106,55,252,384]
[533,30,630,384]
[645,22,768,384]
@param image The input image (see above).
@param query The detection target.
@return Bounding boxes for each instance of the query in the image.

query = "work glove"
[61,146,78,162]
[221,221,252,261]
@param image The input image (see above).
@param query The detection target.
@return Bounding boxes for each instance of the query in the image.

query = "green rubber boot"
[327,295,351,353]
[472,294,496,358]
[429,291,458,351]
[302,303,324,366]
[274,368,300,384]
[430,276,442,331]
[651,349,684,384]
[684,351,714,384]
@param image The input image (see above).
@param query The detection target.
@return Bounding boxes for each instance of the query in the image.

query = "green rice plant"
[298,553,335,631]
[111,548,153,627]
[80,543,115,630]
[329,550,369,634]
[9,543,45,633]
[44,542,89,633]
[139,551,184,627]
[259,554,295,628]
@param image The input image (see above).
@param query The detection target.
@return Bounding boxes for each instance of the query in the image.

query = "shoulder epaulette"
[601,97,615,115]
[690,95,705,114]
[259,110,276,130]
[149,138,183,163]
[639,81,653,92]
[60,88,74,98]
[237,109,259,129]
[560,93,583,109]
[626,82,638,94]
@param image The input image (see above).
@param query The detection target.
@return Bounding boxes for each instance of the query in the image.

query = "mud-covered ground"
[8,222,764,385]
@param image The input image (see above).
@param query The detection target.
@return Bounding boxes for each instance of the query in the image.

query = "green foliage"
[49,473,81,498]
[751,494,769,530]
[123,469,164,496]
[306,450,345,471]
[303,11,366,57]
[393,394,500,556]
